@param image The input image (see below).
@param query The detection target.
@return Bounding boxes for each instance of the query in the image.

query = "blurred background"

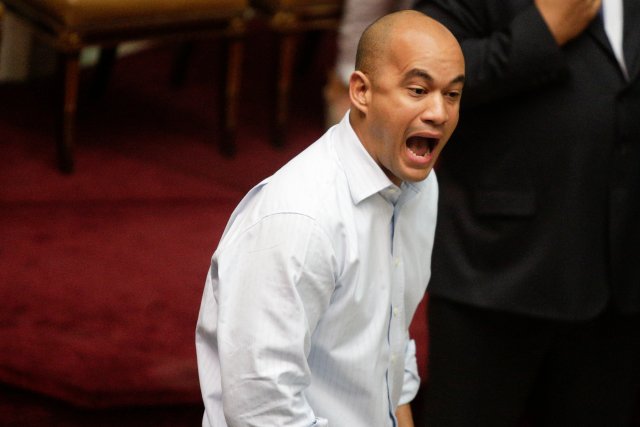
[0,1,353,425]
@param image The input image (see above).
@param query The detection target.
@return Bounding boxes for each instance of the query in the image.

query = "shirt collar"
[332,113,422,205]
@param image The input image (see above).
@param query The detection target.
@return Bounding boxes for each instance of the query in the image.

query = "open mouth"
[406,136,438,158]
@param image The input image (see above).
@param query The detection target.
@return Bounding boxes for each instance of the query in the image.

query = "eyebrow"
[405,68,466,85]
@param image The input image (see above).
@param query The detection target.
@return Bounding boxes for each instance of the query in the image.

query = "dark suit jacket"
[414,0,640,319]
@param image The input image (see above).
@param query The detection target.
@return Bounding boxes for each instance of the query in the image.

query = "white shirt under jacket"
[196,114,438,427]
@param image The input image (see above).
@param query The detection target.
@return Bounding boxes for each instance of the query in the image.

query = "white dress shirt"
[602,0,627,77]
[196,114,438,426]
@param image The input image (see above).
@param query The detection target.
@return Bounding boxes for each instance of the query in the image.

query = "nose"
[420,93,448,125]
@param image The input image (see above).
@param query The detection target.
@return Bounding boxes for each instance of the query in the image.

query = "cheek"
[450,105,461,124]
[446,108,460,133]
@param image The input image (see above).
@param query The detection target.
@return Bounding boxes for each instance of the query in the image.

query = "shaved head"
[355,10,460,81]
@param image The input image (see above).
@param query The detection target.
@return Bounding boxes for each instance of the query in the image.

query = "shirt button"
[393,307,399,317]
[390,353,397,365]
[393,258,401,267]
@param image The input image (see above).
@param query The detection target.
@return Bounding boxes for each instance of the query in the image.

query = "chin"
[401,171,430,184]
[408,166,434,182]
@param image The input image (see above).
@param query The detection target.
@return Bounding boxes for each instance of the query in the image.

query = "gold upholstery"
[12,0,247,38]
[250,0,344,146]
[1,0,250,172]
[252,0,342,25]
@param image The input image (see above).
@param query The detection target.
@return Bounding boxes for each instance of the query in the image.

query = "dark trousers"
[421,295,640,427]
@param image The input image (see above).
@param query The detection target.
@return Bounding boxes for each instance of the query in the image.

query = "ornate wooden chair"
[250,0,344,147]
[0,0,251,173]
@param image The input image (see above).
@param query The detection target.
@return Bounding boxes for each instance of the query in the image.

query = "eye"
[446,90,462,101]
[409,86,427,96]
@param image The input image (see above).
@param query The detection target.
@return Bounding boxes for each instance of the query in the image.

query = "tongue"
[406,137,428,157]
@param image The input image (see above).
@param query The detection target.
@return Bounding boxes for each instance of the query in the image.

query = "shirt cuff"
[399,339,420,405]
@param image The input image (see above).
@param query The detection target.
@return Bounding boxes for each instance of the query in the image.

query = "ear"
[349,70,371,115]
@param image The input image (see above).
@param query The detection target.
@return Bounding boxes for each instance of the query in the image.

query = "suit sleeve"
[415,0,568,107]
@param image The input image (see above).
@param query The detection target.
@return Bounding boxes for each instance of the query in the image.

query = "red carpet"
[0,31,340,424]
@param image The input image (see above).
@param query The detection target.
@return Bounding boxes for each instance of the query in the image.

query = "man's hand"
[396,403,414,427]
[535,0,602,45]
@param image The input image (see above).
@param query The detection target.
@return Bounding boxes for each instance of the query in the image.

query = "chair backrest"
[2,0,251,50]
[250,0,343,28]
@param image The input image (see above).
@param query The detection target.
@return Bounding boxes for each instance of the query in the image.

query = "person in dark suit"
[412,0,640,425]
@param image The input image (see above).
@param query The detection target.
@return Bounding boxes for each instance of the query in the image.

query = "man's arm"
[198,213,335,426]
[395,337,420,426]
[414,0,570,107]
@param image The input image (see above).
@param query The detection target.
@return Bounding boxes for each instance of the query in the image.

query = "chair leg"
[219,36,243,156]
[295,30,323,75]
[274,32,298,148]
[56,51,80,173]
[88,46,117,101]
[170,42,195,87]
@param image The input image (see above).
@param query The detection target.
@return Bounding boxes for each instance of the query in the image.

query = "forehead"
[386,27,464,83]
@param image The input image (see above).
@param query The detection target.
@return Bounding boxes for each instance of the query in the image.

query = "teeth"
[407,136,430,157]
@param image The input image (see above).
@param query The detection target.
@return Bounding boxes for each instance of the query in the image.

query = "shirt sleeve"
[206,212,337,426]
[398,338,420,405]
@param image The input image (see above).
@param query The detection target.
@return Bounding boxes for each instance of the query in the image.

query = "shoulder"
[261,129,350,218]
[220,128,351,243]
